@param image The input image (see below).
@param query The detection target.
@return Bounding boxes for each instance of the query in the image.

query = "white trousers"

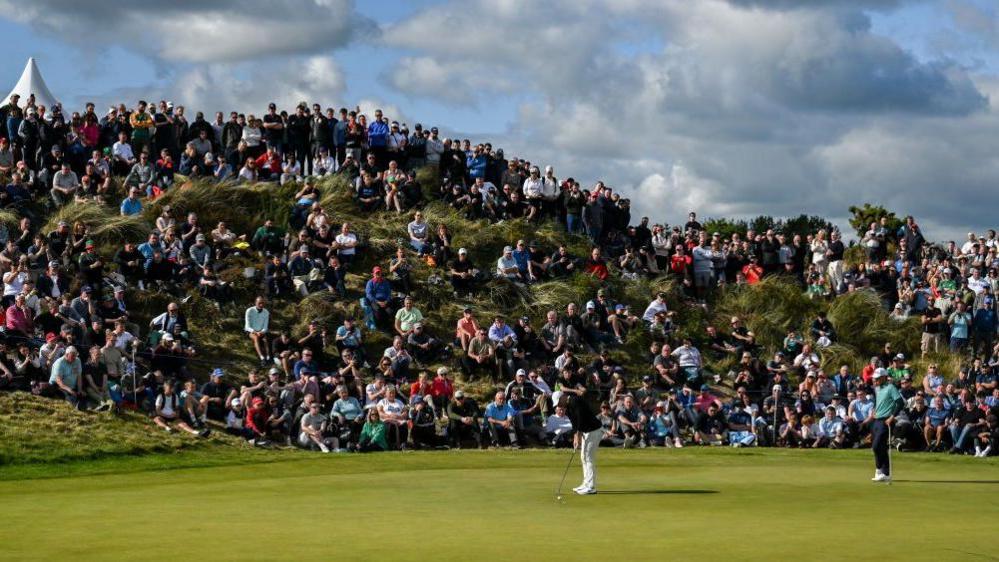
[580,428,602,490]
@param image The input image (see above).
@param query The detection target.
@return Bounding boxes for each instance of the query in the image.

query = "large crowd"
[0,93,996,457]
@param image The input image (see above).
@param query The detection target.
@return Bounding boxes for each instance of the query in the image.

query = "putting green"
[1,448,995,561]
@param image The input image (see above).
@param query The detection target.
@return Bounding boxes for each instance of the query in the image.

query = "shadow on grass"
[894,480,999,485]
[597,489,719,495]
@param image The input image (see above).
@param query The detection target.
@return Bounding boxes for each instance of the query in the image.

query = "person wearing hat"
[363,265,393,329]
[449,248,478,298]
[446,389,483,448]
[496,245,519,281]
[886,353,910,383]
[552,390,603,494]
[200,368,232,421]
[869,368,904,482]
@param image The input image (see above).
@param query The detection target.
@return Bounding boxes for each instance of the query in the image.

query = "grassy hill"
[3,165,965,464]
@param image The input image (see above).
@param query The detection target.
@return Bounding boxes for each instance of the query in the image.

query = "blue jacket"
[973,308,997,333]
[365,278,392,304]
[468,155,488,179]
[367,121,389,147]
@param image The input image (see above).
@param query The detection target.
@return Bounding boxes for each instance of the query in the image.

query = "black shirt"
[922,307,943,334]
[566,394,601,433]
[957,407,984,428]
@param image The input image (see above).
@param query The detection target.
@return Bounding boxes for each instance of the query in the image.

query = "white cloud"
[383,0,992,240]
[0,0,372,63]
[83,56,348,116]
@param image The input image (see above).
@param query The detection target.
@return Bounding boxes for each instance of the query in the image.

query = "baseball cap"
[503,245,513,253]
[454,390,465,398]
[458,248,468,255]
[252,397,264,407]
[231,398,241,407]
[161,333,174,342]
[551,391,563,404]
[642,375,653,383]
[615,304,626,311]
[45,332,58,343]
[268,367,281,376]
[585,300,596,309]
[516,368,527,377]
[700,384,711,391]
[873,368,888,379]
[81,285,93,293]
[894,353,905,360]
[196,234,206,241]
[436,367,449,376]
[211,368,224,378]
[372,266,382,274]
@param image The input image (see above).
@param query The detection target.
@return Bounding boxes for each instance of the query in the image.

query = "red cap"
[45,332,58,343]
[252,397,264,407]
[372,266,382,274]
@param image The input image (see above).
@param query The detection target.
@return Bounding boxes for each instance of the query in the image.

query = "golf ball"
[557,495,562,500]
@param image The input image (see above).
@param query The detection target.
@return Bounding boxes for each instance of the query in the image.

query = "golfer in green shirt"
[870,368,905,483]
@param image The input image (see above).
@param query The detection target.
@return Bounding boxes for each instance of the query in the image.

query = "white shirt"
[522,177,544,199]
[335,232,357,255]
[244,306,270,333]
[544,414,573,434]
[968,276,988,295]
[112,141,134,162]
[642,299,668,323]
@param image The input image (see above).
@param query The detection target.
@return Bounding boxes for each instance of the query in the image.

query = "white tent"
[5,57,59,109]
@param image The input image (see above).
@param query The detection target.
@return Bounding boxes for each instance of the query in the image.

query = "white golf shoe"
[872,473,891,483]
[574,487,597,495]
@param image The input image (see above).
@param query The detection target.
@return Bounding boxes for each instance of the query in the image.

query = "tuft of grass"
[42,201,151,247]
[0,392,251,466]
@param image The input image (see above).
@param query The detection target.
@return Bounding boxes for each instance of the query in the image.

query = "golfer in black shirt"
[553,391,603,495]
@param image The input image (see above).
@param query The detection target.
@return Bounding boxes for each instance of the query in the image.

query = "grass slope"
[0,448,994,561]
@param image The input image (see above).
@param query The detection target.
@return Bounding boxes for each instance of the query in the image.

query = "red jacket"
[430,377,453,399]
[246,404,270,435]
[255,152,281,173]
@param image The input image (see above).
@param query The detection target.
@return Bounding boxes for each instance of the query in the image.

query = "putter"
[888,425,895,486]
[554,448,575,502]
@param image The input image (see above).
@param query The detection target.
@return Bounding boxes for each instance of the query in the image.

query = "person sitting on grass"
[726,402,757,448]
[543,403,574,448]
[49,345,83,409]
[950,399,986,454]
[408,395,439,449]
[377,385,409,450]
[244,296,271,365]
[615,394,648,448]
[813,406,845,448]
[975,414,997,458]
[447,390,483,449]
[358,408,389,452]
[330,384,365,450]
[299,401,333,453]
[694,403,728,446]
[485,390,520,448]
[462,328,495,378]
[180,379,211,437]
[154,380,207,436]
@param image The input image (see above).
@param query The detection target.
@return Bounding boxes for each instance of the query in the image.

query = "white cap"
[873,368,888,379]
[551,391,563,404]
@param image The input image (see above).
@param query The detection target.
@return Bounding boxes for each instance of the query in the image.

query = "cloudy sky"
[2,0,998,242]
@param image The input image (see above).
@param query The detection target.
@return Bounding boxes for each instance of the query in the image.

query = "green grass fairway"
[1,448,995,561]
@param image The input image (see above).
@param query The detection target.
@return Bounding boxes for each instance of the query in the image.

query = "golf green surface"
[1,448,995,561]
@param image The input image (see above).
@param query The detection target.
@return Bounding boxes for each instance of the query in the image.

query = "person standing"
[553,390,603,495]
[869,368,904,483]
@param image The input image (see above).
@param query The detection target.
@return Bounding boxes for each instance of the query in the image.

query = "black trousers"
[872,419,890,476]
